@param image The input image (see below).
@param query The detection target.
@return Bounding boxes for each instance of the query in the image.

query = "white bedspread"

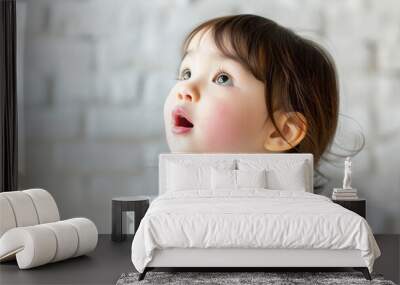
[131,189,380,273]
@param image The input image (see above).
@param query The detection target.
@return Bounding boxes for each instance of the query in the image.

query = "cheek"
[163,90,175,124]
[199,101,245,150]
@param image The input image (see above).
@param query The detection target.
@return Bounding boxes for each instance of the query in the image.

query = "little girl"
[163,14,339,166]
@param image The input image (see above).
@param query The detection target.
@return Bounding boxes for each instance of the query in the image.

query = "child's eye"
[213,72,233,86]
[179,68,191,80]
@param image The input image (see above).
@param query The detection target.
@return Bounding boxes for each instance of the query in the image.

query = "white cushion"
[0,191,39,227]
[0,196,16,237]
[0,189,60,238]
[64,218,98,257]
[267,162,307,191]
[0,189,98,269]
[167,160,235,191]
[167,162,210,191]
[0,225,57,268]
[211,169,268,190]
[211,168,236,190]
[236,169,267,189]
[238,160,308,191]
[23,189,60,223]
[0,218,97,269]
[42,221,79,262]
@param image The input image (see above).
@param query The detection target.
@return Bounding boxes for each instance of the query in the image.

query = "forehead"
[186,29,220,53]
[183,28,237,62]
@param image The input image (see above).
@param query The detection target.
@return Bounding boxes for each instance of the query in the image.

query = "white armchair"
[0,188,98,269]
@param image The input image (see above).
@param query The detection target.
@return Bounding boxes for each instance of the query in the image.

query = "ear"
[263,111,307,152]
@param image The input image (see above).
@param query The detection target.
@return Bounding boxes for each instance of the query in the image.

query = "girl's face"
[164,29,269,153]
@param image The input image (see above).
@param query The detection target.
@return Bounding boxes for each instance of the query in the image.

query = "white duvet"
[131,189,380,273]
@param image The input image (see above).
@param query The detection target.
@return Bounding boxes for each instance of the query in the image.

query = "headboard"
[159,153,314,195]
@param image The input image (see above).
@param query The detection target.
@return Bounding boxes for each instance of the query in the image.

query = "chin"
[167,143,224,153]
[168,145,198,153]
[166,137,194,153]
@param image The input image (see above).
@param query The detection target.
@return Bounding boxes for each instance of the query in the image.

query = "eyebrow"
[181,49,242,65]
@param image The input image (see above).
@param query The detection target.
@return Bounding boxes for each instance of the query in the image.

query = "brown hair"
[181,14,339,167]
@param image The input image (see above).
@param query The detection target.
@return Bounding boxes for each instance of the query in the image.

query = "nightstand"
[111,196,150,242]
[332,198,366,218]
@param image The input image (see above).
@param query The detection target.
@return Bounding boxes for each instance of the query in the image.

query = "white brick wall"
[18,0,400,234]
[27,36,95,76]
[52,142,144,174]
[25,108,82,142]
[48,0,139,37]
[86,107,164,140]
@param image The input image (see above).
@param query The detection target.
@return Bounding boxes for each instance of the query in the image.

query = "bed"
[131,153,381,281]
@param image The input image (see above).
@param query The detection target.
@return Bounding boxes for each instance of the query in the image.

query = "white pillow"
[267,162,307,191]
[166,160,235,192]
[211,168,268,190]
[167,162,210,191]
[211,168,236,190]
[238,159,309,191]
[236,169,267,189]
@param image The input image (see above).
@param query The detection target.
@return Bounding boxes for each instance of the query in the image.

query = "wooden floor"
[0,234,398,285]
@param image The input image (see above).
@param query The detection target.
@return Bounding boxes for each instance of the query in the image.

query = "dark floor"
[0,235,133,285]
[0,234,399,285]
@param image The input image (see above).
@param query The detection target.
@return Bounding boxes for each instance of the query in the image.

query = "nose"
[176,86,200,103]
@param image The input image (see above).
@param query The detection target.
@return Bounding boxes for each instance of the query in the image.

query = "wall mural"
[19,1,400,234]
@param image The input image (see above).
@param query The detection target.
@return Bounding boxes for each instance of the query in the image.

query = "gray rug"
[116,271,396,285]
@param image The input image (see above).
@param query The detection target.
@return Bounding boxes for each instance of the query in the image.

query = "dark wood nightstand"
[332,198,366,218]
[111,196,150,242]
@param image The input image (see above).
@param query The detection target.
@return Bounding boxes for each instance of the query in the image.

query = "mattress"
[131,189,381,273]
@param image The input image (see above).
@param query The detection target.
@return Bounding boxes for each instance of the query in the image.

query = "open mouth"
[172,107,194,134]
[175,114,194,128]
